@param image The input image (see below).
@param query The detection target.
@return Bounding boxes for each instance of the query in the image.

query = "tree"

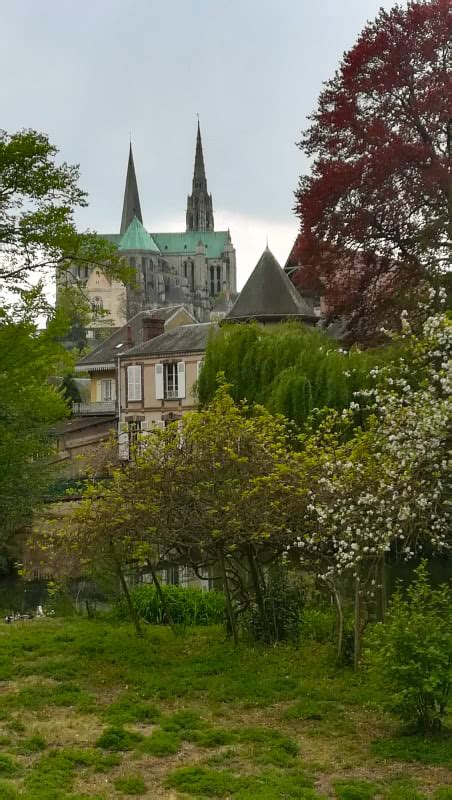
[294,0,451,336]
[288,311,452,666]
[0,129,127,302]
[0,299,70,562]
[197,322,402,429]
[35,386,294,642]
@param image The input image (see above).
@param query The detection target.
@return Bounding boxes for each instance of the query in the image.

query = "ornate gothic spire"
[186,120,214,232]
[120,143,143,235]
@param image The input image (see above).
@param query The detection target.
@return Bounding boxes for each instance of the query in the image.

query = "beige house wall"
[86,270,127,328]
[89,369,117,403]
[119,355,202,427]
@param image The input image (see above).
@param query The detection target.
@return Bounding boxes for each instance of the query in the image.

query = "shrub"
[0,781,18,800]
[333,778,380,799]
[139,729,181,756]
[301,608,335,643]
[241,567,304,643]
[115,584,225,626]
[369,562,452,733]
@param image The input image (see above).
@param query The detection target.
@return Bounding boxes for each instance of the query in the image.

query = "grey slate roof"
[121,323,215,359]
[76,307,195,369]
[225,248,318,323]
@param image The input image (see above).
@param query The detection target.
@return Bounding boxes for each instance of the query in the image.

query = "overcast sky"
[1,0,398,289]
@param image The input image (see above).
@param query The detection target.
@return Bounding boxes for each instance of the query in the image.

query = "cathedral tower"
[120,143,143,234]
[186,121,215,232]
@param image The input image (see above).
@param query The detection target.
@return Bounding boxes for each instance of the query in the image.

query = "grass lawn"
[0,619,450,799]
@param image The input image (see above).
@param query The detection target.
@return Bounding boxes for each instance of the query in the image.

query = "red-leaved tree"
[294,0,451,338]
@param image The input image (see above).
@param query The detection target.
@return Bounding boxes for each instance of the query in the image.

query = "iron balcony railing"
[72,401,116,415]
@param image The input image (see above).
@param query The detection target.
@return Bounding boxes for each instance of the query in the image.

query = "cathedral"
[63,123,237,326]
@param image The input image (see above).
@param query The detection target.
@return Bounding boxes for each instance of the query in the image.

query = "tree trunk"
[247,545,272,642]
[380,557,387,622]
[217,545,238,646]
[110,542,143,637]
[354,571,361,670]
[146,559,175,630]
[329,581,344,662]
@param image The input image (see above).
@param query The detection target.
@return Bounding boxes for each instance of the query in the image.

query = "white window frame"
[101,379,112,401]
[164,362,179,400]
[127,365,142,402]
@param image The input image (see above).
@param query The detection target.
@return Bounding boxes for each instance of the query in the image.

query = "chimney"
[126,325,134,346]
[142,316,165,342]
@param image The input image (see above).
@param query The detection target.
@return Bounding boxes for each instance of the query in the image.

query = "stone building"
[58,123,237,327]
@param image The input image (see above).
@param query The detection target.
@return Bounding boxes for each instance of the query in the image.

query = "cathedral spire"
[186,120,214,232]
[193,120,207,188]
[120,143,143,235]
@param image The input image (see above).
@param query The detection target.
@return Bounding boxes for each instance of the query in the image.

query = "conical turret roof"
[225,247,317,323]
[120,144,143,234]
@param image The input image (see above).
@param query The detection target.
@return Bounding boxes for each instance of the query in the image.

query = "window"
[101,380,112,401]
[216,265,221,294]
[86,329,94,339]
[127,365,142,401]
[210,265,215,296]
[164,363,178,399]
[92,296,103,312]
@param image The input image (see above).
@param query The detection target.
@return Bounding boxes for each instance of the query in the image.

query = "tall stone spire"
[120,143,143,235]
[186,120,214,232]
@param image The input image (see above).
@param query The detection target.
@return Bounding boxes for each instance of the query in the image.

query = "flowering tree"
[294,1,451,336]
[289,311,452,666]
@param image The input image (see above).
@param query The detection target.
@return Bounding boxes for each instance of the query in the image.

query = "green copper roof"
[118,216,160,253]
[152,231,230,259]
[97,229,231,259]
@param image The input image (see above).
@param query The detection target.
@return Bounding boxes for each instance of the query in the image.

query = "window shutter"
[127,365,141,401]
[197,360,204,379]
[177,362,186,399]
[118,429,129,461]
[155,363,164,400]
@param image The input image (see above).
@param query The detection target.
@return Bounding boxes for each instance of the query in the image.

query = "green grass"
[373,734,452,767]
[114,773,147,795]
[333,778,381,799]
[0,618,451,799]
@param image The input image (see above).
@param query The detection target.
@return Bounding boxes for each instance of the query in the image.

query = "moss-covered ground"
[0,619,450,799]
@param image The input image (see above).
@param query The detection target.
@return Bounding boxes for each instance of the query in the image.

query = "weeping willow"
[197,322,401,428]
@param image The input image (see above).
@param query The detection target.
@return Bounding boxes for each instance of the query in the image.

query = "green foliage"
[333,778,380,799]
[0,754,19,776]
[113,774,146,795]
[23,747,119,798]
[384,778,426,800]
[241,567,304,643]
[115,584,225,626]
[17,734,47,753]
[369,562,452,732]
[104,697,160,726]
[0,309,70,551]
[160,710,203,732]
[0,781,18,800]
[0,128,125,297]
[95,726,143,751]
[434,790,452,800]
[301,607,336,643]
[197,322,398,428]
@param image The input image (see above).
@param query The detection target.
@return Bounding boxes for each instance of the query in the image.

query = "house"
[118,322,214,456]
[74,306,196,415]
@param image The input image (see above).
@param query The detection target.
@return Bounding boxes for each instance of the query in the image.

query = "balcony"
[72,401,116,416]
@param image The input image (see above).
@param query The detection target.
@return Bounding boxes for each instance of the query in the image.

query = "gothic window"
[183,261,187,278]
[210,265,215,297]
[92,296,103,311]
[226,261,230,285]
[191,262,195,290]
[130,256,136,268]
[216,265,221,294]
